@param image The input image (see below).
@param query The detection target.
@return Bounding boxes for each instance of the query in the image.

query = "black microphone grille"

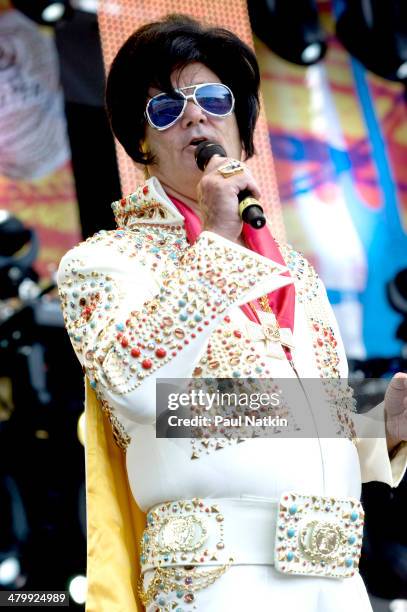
[195,141,227,171]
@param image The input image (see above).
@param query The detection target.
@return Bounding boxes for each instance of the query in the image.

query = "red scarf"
[169,195,295,333]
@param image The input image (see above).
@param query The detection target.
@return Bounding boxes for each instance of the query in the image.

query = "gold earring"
[141,141,150,179]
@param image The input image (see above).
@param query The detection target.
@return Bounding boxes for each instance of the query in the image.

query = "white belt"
[141,497,278,574]
[140,493,364,580]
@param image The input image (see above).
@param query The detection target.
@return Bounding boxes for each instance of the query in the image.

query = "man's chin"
[183,144,206,164]
[180,153,202,175]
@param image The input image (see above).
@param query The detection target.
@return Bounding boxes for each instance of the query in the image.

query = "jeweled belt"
[138,493,364,607]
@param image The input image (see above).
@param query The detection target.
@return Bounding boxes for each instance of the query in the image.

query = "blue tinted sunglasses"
[145,82,235,131]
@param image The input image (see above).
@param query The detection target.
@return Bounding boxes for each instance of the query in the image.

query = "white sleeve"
[316,277,407,487]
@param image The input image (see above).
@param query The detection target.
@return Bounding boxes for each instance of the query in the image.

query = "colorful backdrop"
[258,2,407,359]
[0,5,81,280]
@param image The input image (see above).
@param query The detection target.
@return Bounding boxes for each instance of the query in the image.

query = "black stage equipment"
[248,0,327,66]
[11,0,73,25]
[336,0,407,82]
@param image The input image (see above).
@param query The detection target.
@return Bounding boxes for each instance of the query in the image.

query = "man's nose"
[180,99,207,128]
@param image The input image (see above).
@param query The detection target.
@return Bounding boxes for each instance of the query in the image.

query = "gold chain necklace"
[138,562,232,607]
[248,295,275,319]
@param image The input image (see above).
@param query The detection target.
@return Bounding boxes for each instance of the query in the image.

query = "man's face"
[144,62,242,201]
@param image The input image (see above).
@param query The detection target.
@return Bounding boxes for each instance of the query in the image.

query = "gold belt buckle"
[299,520,346,563]
[274,491,364,579]
[156,515,208,554]
[138,499,233,609]
[140,498,230,570]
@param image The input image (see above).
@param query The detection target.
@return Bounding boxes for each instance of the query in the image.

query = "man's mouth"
[188,137,208,147]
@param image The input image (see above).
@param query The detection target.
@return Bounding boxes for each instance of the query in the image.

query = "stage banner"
[97,0,285,241]
[0,8,81,278]
[257,2,407,359]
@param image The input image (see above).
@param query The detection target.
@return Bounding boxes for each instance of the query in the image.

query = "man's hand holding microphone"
[195,141,266,245]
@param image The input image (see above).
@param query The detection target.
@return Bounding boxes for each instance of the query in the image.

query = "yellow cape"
[85,380,146,611]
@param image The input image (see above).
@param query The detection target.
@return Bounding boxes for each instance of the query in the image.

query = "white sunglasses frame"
[145,82,235,131]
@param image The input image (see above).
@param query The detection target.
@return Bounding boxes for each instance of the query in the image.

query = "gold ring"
[217,160,244,178]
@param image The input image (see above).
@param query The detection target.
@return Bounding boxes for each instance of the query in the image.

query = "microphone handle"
[238,189,266,230]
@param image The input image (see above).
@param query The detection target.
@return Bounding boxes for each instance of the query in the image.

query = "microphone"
[194,141,266,230]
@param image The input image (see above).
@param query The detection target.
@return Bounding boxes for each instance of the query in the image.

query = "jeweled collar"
[111,177,185,228]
